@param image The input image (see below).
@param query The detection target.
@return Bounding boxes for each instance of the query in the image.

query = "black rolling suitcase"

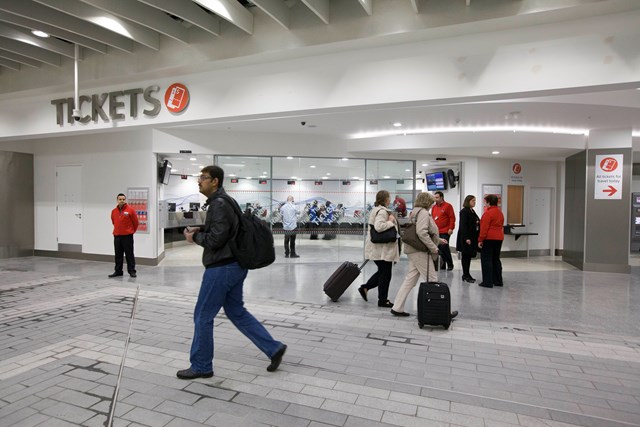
[417,255,452,329]
[323,260,369,302]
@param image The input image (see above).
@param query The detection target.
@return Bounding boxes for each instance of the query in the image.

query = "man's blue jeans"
[189,262,283,373]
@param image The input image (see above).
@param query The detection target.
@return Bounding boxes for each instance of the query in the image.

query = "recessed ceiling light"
[405,169,411,172]
[172,169,179,172]
[342,158,349,161]
[421,163,429,167]
[263,171,268,174]
[326,172,331,176]
[322,176,328,179]
[229,174,236,177]
[383,175,391,179]
[310,165,316,168]
[31,30,49,38]
[286,156,293,160]
[259,175,267,178]
[189,157,196,161]
[246,177,252,180]
[492,151,500,155]
[352,176,359,180]
[291,176,297,180]
[393,122,402,127]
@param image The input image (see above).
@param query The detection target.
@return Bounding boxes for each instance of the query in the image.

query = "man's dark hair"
[485,194,499,206]
[434,191,444,199]
[117,193,126,198]
[201,165,224,186]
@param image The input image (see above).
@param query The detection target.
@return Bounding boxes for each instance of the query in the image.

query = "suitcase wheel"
[443,323,450,330]
[418,323,424,329]
[331,298,338,302]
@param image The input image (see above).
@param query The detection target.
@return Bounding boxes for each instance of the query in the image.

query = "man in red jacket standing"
[432,191,456,271]
[109,193,139,278]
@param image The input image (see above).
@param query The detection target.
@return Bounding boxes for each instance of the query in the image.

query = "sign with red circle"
[599,157,618,172]
[164,83,189,113]
[512,163,522,174]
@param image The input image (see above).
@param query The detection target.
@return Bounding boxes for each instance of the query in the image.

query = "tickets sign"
[594,154,623,199]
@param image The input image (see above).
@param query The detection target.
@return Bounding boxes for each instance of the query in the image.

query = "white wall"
[32,130,158,259]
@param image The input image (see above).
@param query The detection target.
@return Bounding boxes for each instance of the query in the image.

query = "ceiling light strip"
[350,126,590,139]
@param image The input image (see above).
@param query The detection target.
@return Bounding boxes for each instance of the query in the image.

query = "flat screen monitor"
[189,202,200,211]
[426,171,447,191]
[167,203,176,212]
[160,160,172,185]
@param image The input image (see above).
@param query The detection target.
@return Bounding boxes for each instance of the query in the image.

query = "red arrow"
[602,185,617,196]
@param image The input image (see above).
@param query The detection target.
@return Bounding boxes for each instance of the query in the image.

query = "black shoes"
[176,368,214,380]
[390,309,410,317]
[108,272,123,278]
[378,300,394,308]
[495,283,503,286]
[129,273,137,278]
[450,311,459,319]
[447,266,454,271]
[267,345,287,372]
[290,254,300,258]
[462,276,476,283]
[358,286,368,301]
[478,282,493,288]
[284,254,289,258]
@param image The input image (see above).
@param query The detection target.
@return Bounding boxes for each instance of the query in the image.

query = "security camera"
[72,109,82,122]
[301,121,306,126]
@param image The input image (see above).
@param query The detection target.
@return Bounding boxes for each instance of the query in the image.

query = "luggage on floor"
[417,281,451,329]
[323,260,369,302]
[417,253,451,329]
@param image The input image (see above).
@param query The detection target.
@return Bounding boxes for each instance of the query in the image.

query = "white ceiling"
[1,0,639,171]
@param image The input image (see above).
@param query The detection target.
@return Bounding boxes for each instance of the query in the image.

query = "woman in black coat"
[457,195,480,283]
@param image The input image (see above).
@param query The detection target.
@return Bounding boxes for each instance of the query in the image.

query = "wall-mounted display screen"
[160,160,172,185]
[426,171,446,191]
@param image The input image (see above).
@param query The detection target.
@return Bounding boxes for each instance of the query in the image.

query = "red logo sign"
[599,157,618,172]
[512,163,522,174]
[164,83,189,113]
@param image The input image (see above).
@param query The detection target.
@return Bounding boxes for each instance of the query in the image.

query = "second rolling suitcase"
[323,260,368,302]
[417,254,452,329]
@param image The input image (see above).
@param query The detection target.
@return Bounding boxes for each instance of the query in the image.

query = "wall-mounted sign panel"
[594,154,622,200]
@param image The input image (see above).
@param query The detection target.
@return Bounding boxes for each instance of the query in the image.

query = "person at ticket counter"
[393,195,407,217]
[109,193,139,278]
[477,194,505,288]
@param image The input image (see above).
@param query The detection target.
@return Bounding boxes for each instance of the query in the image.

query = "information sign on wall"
[594,154,623,200]
[127,187,149,234]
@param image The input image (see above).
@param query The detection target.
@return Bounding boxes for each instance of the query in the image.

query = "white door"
[529,187,552,253]
[56,165,83,248]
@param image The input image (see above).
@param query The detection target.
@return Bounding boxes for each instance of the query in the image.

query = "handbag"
[370,224,397,243]
[401,210,428,252]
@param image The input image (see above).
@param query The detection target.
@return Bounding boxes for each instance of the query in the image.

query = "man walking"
[280,195,300,258]
[177,165,287,380]
[432,191,456,271]
[109,193,138,278]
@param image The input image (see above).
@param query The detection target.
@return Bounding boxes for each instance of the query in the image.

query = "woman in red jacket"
[477,194,504,288]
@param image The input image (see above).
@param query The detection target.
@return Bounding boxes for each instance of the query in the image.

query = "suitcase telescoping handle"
[359,259,369,270]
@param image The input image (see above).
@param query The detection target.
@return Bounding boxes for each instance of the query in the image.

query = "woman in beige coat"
[391,192,458,318]
[359,190,400,308]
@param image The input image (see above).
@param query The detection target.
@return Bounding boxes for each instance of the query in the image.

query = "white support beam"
[0,11,108,54]
[34,0,159,50]
[0,48,42,68]
[0,37,60,67]
[301,0,330,24]
[80,0,189,44]
[0,56,21,70]
[137,0,220,37]
[357,0,372,16]
[410,0,419,13]
[0,1,133,53]
[252,0,290,29]
[0,23,76,58]
[192,0,253,35]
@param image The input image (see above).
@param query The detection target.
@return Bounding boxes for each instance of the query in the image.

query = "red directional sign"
[602,185,617,197]
[594,154,622,200]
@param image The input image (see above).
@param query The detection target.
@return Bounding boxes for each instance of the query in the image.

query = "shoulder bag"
[369,209,397,243]
[401,210,429,252]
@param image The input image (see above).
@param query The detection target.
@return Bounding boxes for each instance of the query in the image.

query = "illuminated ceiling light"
[342,158,349,161]
[286,156,293,160]
[246,177,252,180]
[492,151,500,155]
[263,171,268,174]
[322,176,328,179]
[291,176,297,180]
[90,17,132,37]
[405,169,411,172]
[297,177,303,181]
[350,126,589,139]
[421,163,429,167]
[172,169,179,172]
[259,175,267,178]
[31,30,49,38]
[352,176,360,180]
[190,157,196,161]
[393,122,402,127]
[326,172,331,176]
[310,165,316,168]
[383,175,391,179]
[229,173,236,177]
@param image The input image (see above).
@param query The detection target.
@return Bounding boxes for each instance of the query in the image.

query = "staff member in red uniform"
[477,194,504,288]
[432,191,456,271]
[109,193,139,278]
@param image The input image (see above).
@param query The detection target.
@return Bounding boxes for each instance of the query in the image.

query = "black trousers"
[114,234,136,274]
[461,253,472,278]
[284,230,297,255]
[363,260,393,302]
[438,233,454,268]
[480,239,503,286]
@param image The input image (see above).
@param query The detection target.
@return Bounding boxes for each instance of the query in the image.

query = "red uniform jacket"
[479,206,504,242]
[432,201,456,234]
[111,204,139,236]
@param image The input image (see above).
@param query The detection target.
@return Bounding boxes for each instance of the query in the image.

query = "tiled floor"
[1,247,639,426]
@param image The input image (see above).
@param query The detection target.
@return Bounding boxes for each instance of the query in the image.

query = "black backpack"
[216,193,276,270]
